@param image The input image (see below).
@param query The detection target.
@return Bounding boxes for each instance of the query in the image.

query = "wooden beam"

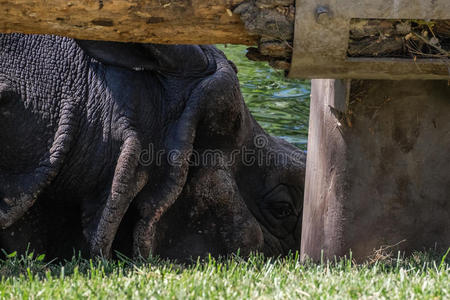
[0,0,256,45]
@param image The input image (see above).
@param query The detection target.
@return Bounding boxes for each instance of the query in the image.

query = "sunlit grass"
[0,249,448,299]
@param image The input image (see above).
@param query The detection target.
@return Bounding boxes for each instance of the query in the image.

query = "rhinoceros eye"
[270,202,294,219]
[262,185,296,219]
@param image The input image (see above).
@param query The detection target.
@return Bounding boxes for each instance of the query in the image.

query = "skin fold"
[0,34,306,260]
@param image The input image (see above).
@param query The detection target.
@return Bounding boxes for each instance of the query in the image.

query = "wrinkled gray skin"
[0,34,306,260]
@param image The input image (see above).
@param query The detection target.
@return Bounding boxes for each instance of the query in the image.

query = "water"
[218,45,310,150]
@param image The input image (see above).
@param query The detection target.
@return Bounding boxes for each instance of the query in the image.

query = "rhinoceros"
[0,34,305,260]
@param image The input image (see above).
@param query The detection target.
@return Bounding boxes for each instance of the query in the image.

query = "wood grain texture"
[0,0,257,45]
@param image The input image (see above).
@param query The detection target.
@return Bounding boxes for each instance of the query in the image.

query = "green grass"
[0,250,448,299]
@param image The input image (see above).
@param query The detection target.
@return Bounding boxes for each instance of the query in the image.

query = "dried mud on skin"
[233,1,449,70]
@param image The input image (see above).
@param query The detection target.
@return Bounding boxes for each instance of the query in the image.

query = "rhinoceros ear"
[76,40,213,75]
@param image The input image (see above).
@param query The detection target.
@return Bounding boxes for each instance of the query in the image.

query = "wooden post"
[302,79,450,262]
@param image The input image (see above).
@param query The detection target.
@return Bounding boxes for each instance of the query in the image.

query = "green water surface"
[218,45,310,149]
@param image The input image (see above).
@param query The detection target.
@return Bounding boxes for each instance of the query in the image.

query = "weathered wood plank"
[2,0,447,75]
[0,0,256,45]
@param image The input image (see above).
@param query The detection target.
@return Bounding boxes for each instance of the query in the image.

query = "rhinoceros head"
[143,47,306,260]
[77,41,306,260]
